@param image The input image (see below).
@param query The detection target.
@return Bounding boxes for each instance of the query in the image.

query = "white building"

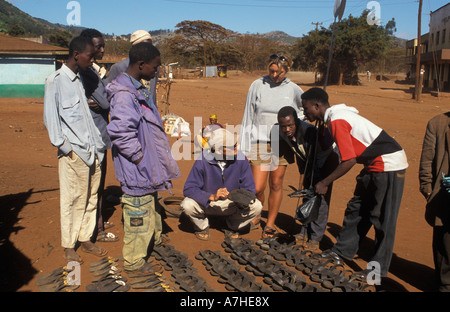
[406,3,450,91]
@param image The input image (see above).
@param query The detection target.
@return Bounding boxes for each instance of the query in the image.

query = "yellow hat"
[209,114,217,119]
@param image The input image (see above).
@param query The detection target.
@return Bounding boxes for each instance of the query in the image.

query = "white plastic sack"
[162,114,191,137]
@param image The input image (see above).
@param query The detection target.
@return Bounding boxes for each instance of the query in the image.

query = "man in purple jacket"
[181,128,262,240]
[106,42,180,274]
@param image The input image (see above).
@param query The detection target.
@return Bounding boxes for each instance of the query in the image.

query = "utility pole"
[312,22,323,31]
[414,0,423,101]
[312,22,322,84]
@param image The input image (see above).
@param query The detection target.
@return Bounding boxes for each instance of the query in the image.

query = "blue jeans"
[121,193,161,271]
[332,169,406,277]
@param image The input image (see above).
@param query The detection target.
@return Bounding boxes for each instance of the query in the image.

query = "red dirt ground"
[1,71,448,293]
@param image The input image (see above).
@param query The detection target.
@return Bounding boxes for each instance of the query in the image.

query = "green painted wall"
[0,84,45,98]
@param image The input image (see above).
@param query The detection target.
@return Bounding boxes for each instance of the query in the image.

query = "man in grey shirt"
[43,36,108,263]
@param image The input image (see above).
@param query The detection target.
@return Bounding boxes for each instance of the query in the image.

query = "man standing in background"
[105,30,158,107]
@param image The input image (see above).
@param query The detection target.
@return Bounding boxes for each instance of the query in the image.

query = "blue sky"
[7,0,450,40]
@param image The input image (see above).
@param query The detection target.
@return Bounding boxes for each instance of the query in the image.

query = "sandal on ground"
[91,265,121,277]
[261,226,277,239]
[89,259,119,273]
[90,257,119,269]
[64,249,84,264]
[195,228,210,241]
[86,278,129,292]
[97,231,119,242]
[224,229,240,240]
[103,222,115,230]
[36,266,74,286]
[80,244,108,258]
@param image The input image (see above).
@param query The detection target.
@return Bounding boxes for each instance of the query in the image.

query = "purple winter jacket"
[106,73,180,196]
[183,150,256,208]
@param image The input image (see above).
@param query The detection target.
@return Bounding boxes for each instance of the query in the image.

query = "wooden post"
[414,0,423,101]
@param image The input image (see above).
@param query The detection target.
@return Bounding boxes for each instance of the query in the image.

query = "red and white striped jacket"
[324,104,408,172]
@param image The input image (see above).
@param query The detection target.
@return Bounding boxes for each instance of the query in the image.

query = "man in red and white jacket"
[301,87,408,280]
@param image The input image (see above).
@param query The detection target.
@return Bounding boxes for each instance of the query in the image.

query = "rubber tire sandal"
[103,222,115,230]
[261,226,277,239]
[80,244,108,257]
[64,249,84,264]
[97,232,119,242]
[36,267,74,286]
[195,228,210,241]
[224,230,240,240]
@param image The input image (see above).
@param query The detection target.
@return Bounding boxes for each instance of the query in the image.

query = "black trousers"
[332,169,406,277]
[433,225,450,292]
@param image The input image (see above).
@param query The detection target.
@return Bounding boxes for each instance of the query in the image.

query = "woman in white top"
[239,52,304,238]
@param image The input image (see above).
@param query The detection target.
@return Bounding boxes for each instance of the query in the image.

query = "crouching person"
[106,42,180,274]
[181,129,262,240]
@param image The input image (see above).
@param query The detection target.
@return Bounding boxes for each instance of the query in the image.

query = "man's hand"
[134,156,143,165]
[209,188,229,201]
[88,99,102,113]
[315,158,356,195]
[314,180,329,195]
[420,190,431,200]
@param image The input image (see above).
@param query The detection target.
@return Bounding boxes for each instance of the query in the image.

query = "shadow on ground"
[326,222,436,292]
[0,189,58,291]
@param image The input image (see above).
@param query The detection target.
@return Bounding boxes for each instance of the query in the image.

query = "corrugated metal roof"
[0,33,68,55]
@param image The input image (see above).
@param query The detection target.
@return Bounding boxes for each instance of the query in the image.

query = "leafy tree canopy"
[291,10,396,85]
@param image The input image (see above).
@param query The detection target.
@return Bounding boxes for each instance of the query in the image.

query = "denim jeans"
[332,169,406,277]
[121,193,161,271]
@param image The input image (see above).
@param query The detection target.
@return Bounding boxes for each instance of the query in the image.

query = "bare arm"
[315,158,356,195]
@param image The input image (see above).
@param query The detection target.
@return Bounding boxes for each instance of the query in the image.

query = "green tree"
[46,30,73,48]
[8,24,25,36]
[105,38,131,59]
[158,34,201,67]
[174,20,234,67]
[232,34,284,71]
[292,10,394,85]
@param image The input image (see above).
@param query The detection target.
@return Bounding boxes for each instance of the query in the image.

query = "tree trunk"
[339,65,344,86]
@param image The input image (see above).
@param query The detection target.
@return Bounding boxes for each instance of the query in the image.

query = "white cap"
[130,30,152,45]
[208,128,237,150]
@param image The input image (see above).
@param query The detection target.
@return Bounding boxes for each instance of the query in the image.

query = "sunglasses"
[269,54,288,62]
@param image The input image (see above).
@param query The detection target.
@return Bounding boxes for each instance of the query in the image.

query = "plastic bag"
[171,117,191,137]
[162,114,191,137]
[295,193,322,224]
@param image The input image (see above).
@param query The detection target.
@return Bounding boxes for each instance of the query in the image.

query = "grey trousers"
[331,169,406,277]
[181,197,262,232]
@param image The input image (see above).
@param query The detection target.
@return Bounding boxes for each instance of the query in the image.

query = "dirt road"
[1,71,447,292]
